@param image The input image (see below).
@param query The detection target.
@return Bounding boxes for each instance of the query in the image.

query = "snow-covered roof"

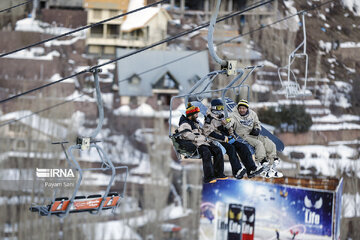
[121,0,169,32]
[116,49,209,96]
[0,111,67,139]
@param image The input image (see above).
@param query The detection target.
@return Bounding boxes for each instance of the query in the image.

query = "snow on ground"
[307,77,330,82]
[44,36,84,47]
[162,203,192,219]
[334,81,352,93]
[15,18,44,32]
[102,93,114,109]
[283,145,360,178]
[113,103,183,125]
[0,151,56,163]
[342,193,360,217]
[271,0,299,31]
[82,171,127,186]
[2,48,60,60]
[312,114,360,123]
[311,122,360,131]
[130,157,151,175]
[319,40,332,53]
[342,0,360,16]
[256,60,278,68]
[340,42,360,48]
[0,110,67,139]
[105,135,148,165]
[97,59,115,73]
[48,73,77,84]
[0,169,34,181]
[65,90,96,102]
[251,83,270,93]
[83,220,142,240]
[15,17,85,37]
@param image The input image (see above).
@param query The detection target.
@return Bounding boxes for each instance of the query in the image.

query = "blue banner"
[200,179,334,240]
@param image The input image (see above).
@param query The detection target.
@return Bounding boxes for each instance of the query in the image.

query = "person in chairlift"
[203,99,263,179]
[177,103,227,183]
[229,99,282,178]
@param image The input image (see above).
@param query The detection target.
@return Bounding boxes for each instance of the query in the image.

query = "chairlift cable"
[0,0,273,104]
[93,0,274,70]
[0,0,169,58]
[0,0,32,14]
[0,0,338,127]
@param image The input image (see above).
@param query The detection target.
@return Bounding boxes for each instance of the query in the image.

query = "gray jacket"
[229,108,261,137]
[203,109,233,142]
[178,115,210,147]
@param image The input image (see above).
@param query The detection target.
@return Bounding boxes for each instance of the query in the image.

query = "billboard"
[200,179,338,240]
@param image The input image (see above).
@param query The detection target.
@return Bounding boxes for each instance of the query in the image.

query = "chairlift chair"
[169,0,264,161]
[30,68,128,218]
[278,13,311,98]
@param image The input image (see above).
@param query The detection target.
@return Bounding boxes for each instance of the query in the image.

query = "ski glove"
[250,128,260,136]
[228,136,236,144]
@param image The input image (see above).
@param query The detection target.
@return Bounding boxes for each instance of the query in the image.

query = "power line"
[0,0,168,58]
[0,0,274,104]
[0,0,338,127]
[0,0,32,14]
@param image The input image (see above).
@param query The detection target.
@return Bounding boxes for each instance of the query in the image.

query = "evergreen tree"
[258,105,312,133]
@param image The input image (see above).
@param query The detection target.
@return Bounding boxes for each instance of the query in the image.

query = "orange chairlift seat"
[30,68,128,217]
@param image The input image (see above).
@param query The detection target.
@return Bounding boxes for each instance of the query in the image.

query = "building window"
[9,124,21,133]
[129,75,140,85]
[107,24,119,38]
[37,142,46,149]
[122,29,144,40]
[153,73,178,89]
[157,94,171,106]
[93,9,102,19]
[104,46,115,55]
[130,96,138,105]
[109,10,119,17]
[16,140,26,149]
[90,24,103,38]
[88,45,102,54]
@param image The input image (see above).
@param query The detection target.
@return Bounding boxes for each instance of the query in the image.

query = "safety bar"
[184,70,226,106]
[221,65,263,117]
[168,66,263,136]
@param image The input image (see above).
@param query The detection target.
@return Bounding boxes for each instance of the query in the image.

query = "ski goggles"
[214,105,224,111]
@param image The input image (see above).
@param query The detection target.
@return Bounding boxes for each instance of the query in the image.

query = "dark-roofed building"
[116,49,210,110]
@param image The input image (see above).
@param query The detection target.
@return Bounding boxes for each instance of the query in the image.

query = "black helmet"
[210,99,224,111]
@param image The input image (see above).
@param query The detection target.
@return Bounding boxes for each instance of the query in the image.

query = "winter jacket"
[177,115,210,147]
[229,108,261,137]
[203,109,233,142]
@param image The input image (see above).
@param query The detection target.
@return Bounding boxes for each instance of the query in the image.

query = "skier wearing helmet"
[177,103,227,183]
[229,99,282,178]
[203,99,263,179]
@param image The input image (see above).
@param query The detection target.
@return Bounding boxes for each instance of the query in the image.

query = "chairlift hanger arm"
[208,0,227,67]
[278,12,309,98]
[88,68,104,140]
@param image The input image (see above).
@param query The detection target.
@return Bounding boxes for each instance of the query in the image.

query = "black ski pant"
[220,142,242,177]
[232,141,257,174]
[198,143,224,182]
